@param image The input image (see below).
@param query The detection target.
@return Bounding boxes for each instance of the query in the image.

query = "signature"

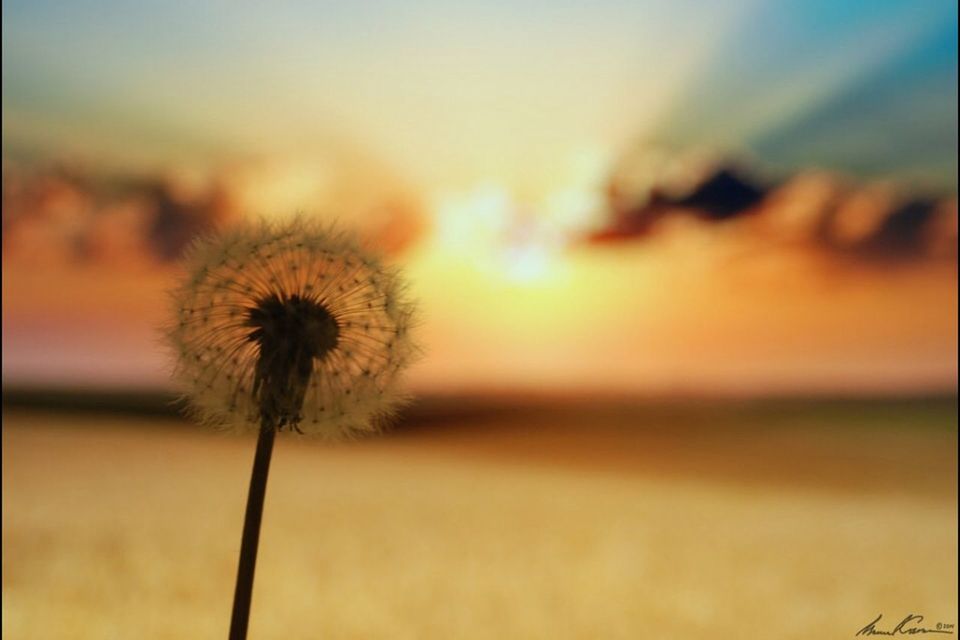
[857,614,954,636]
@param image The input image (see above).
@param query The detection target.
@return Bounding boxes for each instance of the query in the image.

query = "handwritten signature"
[857,614,954,636]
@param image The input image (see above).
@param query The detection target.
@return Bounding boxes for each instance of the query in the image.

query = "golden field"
[2,399,957,639]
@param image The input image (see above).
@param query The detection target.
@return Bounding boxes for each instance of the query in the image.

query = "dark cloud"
[853,200,954,264]
[669,169,769,221]
[139,180,232,262]
[823,198,942,262]
[1,159,425,266]
[593,153,957,266]
[1,163,236,264]
[591,165,771,243]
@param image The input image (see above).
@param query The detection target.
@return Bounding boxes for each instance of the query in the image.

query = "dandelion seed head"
[166,218,418,438]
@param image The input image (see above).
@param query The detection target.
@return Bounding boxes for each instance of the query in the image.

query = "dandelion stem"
[229,420,276,640]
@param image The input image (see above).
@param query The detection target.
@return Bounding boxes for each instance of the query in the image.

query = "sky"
[5,0,955,191]
[1,0,738,196]
[2,0,957,394]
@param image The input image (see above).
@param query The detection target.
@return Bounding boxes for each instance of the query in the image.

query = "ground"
[2,398,957,639]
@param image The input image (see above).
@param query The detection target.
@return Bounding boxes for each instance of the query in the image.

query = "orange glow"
[2,150,956,395]
[4,158,958,395]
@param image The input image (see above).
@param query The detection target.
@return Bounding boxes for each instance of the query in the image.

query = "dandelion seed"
[165,217,418,640]
[167,217,418,438]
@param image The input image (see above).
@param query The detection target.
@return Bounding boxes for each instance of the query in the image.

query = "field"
[3,397,957,639]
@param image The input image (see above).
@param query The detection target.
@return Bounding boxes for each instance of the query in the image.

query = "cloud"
[592,162,772,241]
[136,179,233,263]
[1,164,233,265]
[592,151,957,266]
[1,159,423,266]
[820,196,958,263]
[665,168,769,221]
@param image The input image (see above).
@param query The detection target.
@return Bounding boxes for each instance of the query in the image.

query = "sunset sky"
[2,0,957,394]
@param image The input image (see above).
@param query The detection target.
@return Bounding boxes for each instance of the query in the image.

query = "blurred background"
[3,1,957,638]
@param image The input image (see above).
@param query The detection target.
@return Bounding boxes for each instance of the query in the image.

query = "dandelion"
[166,218,417,639]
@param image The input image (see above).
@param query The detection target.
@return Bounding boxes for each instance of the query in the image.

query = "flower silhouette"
[167,218,419,638]
[168,218,417,438]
